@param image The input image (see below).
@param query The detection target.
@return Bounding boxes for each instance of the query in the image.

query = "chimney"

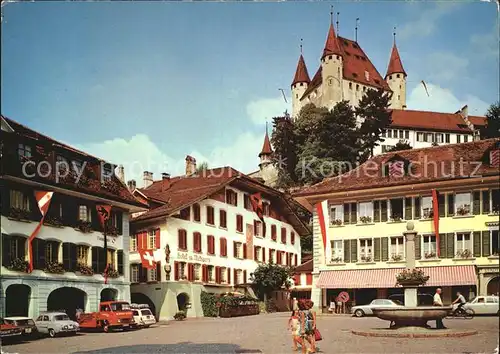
[116,165,125,183]
[162,172,171,180]
[143,171,153,188]
[185,155,197,176]
[127,179,136,192]
[161,173,171,191]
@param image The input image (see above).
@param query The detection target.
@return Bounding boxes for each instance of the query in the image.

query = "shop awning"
[316,265,477,289]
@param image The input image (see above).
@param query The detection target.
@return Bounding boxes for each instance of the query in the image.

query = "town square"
[1,0,499,353]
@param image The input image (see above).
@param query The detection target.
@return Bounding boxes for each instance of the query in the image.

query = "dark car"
[389,293,434,306]
[0,317,23,342]
[4,317,39,339]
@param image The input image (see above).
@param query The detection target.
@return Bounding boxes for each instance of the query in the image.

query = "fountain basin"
[372,307,452,327]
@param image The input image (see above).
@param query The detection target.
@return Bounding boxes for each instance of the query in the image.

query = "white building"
[0,115,146,320]
[127,156,310,320]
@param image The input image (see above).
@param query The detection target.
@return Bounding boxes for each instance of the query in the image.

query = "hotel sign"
[485,221,499,227]
[97,235,117,245]
[176,252,211,264]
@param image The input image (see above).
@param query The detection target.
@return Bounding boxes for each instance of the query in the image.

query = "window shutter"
[117,250,124,275]
[343,240,350,263]
[414,197,421,219]
[262,247,266,263]
[438,234,447,258]
[381,200,388,222]
[155,228,161,249]
[415,235,421,259]
[438,194,445,217]
[243,244,247,259]
[233,241,237,258]
[92,247,99,273]
[269,248,272,263]
[215,266,220,284]
[373,238,381,262]
[472,192,481,215]
[243,270,247,283]
[234,268,237,285]
[98,247,106,273]
[156,261,161,280]
[447,194,454,216]
[140,265,147,283]
[186,263,192,281]
[374,201,380,222]
[34,238,46,269]
[294,254,297,266]
[69,244,77,271]
[482,231,491,257]
[405,198,412,220]
[253,220,257,235]
[2,235,12,267]
[142,231,148,251]
[63,242,71,270]
[137,266,143,283]
[201,264,207,282]
[381,237,389,262]
[219,238,224,256]
[473,231,482,257]
[291,232,295,245]
[226,267,231,284]
[446,233,454,258]
[482,191,490,214]
[174,262,179,280]
[254,247,257,261]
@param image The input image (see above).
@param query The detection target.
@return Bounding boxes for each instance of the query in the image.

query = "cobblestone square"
[3,313,498,353]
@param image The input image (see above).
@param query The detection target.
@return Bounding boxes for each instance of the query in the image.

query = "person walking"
[293,297,299,312]
[433,288,447,329]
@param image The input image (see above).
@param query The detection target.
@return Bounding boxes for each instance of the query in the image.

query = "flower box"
[330,219,343,226]
[77,263,94,276]
[360,255,372,262]
[330,256,343,263]
[456,249,472,259]
[76,220,93,233]
[391,254,403,262]
[456,205,470,216]
[8,208,31,221]
[104,267,119,278]
[424,252,437,259]
[9,258,29,273]
[396,268,429,286]
[359,216,372,224]
[44,261,65,274]
[44,215,64,228]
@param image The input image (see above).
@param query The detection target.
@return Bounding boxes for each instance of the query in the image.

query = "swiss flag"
[139,249,157,269]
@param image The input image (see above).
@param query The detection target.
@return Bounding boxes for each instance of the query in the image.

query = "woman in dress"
[304,300,317,353]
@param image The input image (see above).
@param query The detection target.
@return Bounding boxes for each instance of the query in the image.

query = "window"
[194,232,202,253]
[207,235,214,255]
[269,249,275,263]
[225,189,238,206]
[78,205,91,222]
[130,264,139,283]
[445,134,450,143]
[399,130,404,139]
[349,82,352,89]
[234,242,242,259]
[271,225,277,241]
[455,192,471,215]
[421,196,433,219]
[255,246,262,262]
[424,133,434,143]
[236,269,243,285]
[178,229,187,250]
[179,207,190,221]
[388,130,393,138]
[390,198,404,220]
[147,267,157,282]
[207,265,214,282]
[447,194,455,216]
[329,204,343,225]
[193,204,201,222]
[356,84,359,91]
[77,245,89,265]
[331,240,343,262]
[417,132,424,142]
[130,234,137,252]
[263,202,270,216]
[244,195,251,210]
[220,267,226,283]
[194,264,201,281]
[343,203,357,224]
[423,235,437,258]
[9,190,30,211]
[107,249,116,268]
[464,135,468,143]
[18,143,32,161]
[291,232,295,245]
[457,135,461,143]
[281,228,287,244]
[390,237,404,260]
[206,206,214,225]
[358,202,373,222]
[456,233,472,256]
[220,237,227,256]
[482,190,490,214]
[102,164,113,182]
[381,130,386,138]
[254,220,262,237]
[405,130,409,139]
[436,133,444,143]
[373,200,388,222]
[148,229,156,250]
[359,239,373,261]
[414,197,421,219]
[491,231,499,256]
[219,210,227,228]
[492,189,499,213]
[236,215,243,232]
[404,197,413,220]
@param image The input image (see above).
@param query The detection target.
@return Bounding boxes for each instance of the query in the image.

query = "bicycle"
[447,306,474,319]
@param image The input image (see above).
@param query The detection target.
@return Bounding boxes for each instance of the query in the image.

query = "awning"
[317,265,477,289]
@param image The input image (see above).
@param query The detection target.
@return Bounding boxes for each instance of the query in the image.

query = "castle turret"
[321,18,344,110]
[385,33,407,110]
[258,125,273,170]
[291,51,311,119]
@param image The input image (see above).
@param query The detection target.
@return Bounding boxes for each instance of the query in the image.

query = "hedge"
[200,291,218,317]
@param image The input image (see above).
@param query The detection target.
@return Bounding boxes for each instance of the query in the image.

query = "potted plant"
[44,261,65,274]
[422,210,434,219]
[331,256,343,263]
[390,215,402,222]
[456,249,472,259]
[76,220,92,233]
[359,216,372,224]
[396,268,429,287]
[174,311,186,321]
[391,254,403,262]
[456,205,470,216]
[44,215,64,227]
[8,207,30,221]
[424,251,437,259]
[106,224,119,236]
[9,258,29,273]
[77,262,94,276]
[330,219,343,226]
[105,267,120,278]
[360,254,372,262]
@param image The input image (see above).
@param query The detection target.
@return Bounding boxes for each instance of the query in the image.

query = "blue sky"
[1,1,498,184]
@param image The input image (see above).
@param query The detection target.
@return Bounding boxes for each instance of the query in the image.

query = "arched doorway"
[47,287,87,321]
[487,277,499,296]
[6,284,31,317]
[100,288,118,302]
[177,293,189,312]
[131,293,156,319]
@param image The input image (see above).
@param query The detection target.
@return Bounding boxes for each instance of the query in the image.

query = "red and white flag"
[490,149,499,167]
[28,191,54,272]
[389,161,404,177]
[139,249,157,269]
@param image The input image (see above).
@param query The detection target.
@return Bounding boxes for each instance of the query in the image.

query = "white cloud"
[422,52,469,82]
[470,25,498,58]
[407,82,489,115]
[246,96,290,125]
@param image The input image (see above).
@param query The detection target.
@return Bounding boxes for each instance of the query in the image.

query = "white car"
[351,299,403,317]
[130,304,156,328]
[462,295,499,315]
[35,312,80,337]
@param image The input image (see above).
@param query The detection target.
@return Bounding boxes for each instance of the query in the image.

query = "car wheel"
[354,309,365,317]
[48,329,56,338]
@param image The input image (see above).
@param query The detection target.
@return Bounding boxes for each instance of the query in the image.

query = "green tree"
[300,233,313,256]
[481,102,500,139]
[250,263,294,301]
[196,162,209,174]
[357,88,393,159]
[271,112,298,188]
[387,140,413,152]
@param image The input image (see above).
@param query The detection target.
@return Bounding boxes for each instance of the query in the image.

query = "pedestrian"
[303,300,318,353]
[288,310,303,351]
[293,297,299,312]
[336,297,342,314]
[433,288,447,329]
[328,299,335,314]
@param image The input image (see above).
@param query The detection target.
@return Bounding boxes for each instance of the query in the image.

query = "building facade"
[295,139,500,312]
[0,116,146,320]
[291,256,313,301]
[127,158,309,320]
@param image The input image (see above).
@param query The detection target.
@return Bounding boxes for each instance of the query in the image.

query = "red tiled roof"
[294,259,313,273]
[259,131,273,157]
[295,138,500,196]
[390,109,486,133]
[385,43,406,78]
[301,67,322,99]
[322,23,342,59]
[291,54,311,86]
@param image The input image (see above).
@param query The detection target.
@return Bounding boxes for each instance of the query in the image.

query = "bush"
[200,291,218,317]
[174,311,186,321]
[258,301,266,313]
[265,298,278,313]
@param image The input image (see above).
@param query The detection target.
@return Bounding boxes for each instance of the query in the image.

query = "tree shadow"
[73,343,262,353]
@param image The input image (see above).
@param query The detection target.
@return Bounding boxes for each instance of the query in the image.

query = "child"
[288,310,302,351]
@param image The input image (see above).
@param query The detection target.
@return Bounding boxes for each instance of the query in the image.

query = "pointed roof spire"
[259,123,273,157]
[292,39,311,86]
[322,6,343,59]
[385,27,406,78]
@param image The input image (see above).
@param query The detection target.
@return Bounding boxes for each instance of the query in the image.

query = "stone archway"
[5,284,31,317]
[131,292,157,319]
[100,288,118,302]
[487,276,499,296]
[177,293,190,312]
[47,287,87,321]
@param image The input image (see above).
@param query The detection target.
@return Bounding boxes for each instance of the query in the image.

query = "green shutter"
[351,203,357,224]
[472,192,481,215]
[447,194,455,217]
[91,247,99,273]
[117,250,124,275]
[381,200,388,222]
[482,231,491,257]
[63,243,71,270]
[70,244,77,271]
[381,237,389,261]
[343,204,350,224]
[473,231,482,257]
[415,235,421,259]
[350,239,357,263]
[446,233,455,258]
[438,234,447,259]
[344,240,350,262]
[482,191,490,214]
[414,197,421,219]
[405,198,412,220]
[374,201,380,222]
[374,238,381,261]
[2,235,12,267]
[438,194,445,217]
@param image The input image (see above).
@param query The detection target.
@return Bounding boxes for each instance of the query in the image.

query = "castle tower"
[321,13,344,110]
[259,123,273,170]
[385,31,407,109]
[291,42,311,119]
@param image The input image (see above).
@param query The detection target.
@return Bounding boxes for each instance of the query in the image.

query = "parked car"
[388,293,434,306]
[130,304,156,328]
[4,317,39,339]
[462,295,499,315]
[351,299,403,317]
[0,317,23,341]
[35,312,80,337]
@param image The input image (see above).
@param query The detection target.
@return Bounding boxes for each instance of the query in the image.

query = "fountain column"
[403,222,418,307]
